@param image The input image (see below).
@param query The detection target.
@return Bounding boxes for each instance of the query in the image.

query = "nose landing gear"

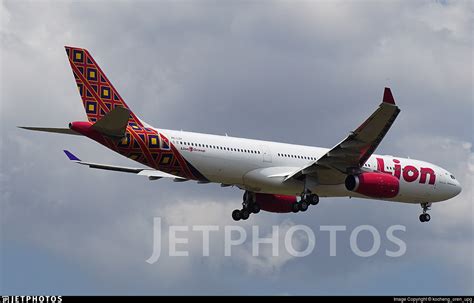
[419,203,432,222]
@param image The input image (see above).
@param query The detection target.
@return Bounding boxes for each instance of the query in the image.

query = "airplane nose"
[454,181,462,196]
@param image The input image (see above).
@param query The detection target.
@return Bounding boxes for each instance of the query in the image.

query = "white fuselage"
[159,128,462,204]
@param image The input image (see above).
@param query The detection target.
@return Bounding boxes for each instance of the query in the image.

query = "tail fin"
[64,46,143,127]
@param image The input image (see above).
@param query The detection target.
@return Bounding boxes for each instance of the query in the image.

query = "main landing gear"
[291,193,319,213]
[419,202,431,223]
[232,191,260,221]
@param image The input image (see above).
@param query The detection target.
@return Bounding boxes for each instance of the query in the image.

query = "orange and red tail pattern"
[65,46,143,126]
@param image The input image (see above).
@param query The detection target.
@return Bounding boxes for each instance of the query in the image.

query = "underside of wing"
[63,150,187,181]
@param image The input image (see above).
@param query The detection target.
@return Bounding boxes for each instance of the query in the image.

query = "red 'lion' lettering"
[420,167,436,185]
[375,158,436,185]
[403,165,419,182]
[393,159,401,179]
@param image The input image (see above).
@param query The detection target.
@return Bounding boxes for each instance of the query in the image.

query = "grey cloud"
[1,0,472,295]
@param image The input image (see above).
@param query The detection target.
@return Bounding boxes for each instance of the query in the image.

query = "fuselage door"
[260,145,272,163]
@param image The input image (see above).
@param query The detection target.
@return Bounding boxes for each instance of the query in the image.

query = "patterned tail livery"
[65,46,143,126]
[64,46,208,182]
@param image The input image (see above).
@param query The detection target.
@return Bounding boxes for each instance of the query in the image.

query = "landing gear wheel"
[299,201,309,212]
[232,209,242,221]
[308,194,319,205]
[419,203,432,223]
[241,209,250,220]
[291,202,300,213]
[251,203,260,214]
[419,213,431,222]
[423,213,430,222]
[419,214,425,222]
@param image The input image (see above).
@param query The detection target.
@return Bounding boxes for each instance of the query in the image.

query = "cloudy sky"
[1,0,472,295]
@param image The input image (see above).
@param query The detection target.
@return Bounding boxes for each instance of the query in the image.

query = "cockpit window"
[450,174,456,180]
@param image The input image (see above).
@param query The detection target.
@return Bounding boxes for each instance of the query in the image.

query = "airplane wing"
[63,150,187,181]
[18,127,80,135]
[284,87,400,185]
[20,107,131,138]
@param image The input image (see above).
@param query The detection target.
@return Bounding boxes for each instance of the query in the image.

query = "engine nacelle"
[255,193,297,213]
[345,172,400,198]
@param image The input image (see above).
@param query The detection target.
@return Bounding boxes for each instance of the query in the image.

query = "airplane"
[20,46,462,223]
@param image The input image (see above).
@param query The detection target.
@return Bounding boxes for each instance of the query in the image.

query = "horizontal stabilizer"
[18,127,80,136]
[91,106,130,138]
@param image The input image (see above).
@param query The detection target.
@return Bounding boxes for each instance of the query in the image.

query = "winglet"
[64,150,81,161]
[382,87,396,105]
